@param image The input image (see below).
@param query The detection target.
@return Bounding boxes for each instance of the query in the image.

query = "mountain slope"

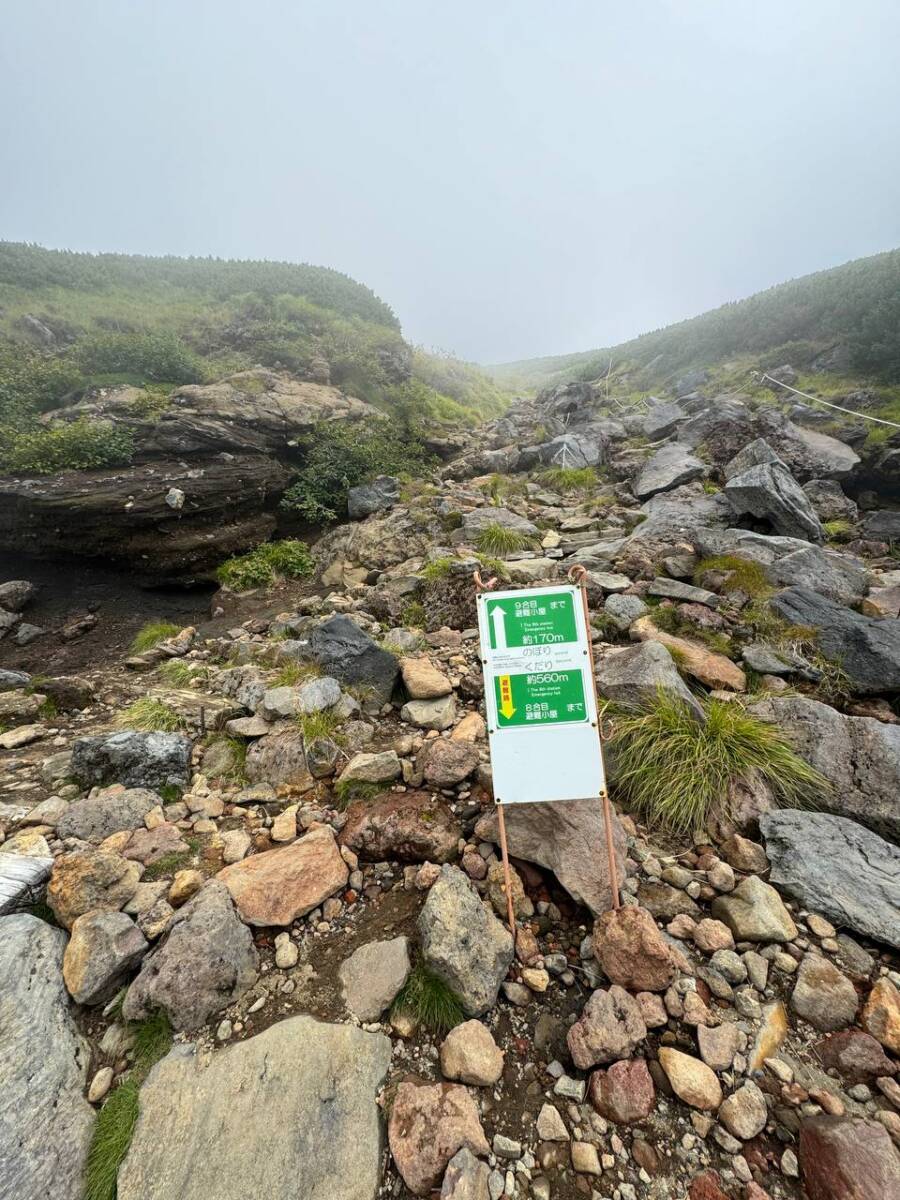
[0,241,507,434]
[489,248,900,393]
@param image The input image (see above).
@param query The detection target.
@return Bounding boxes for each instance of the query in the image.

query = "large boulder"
[760,810,900,950]
[768,545,868,605]
[118,1015,391,1200]
[798,1115,900,1200]
[63,910,148,1005]
[71,730,192,791]
[244,728,312,788]
[461,507,539,538]
[307,615,399,703]
[57,786,160,843]
[751,697,900,840]
[0,914,94,1200]
[340,791,461,863]
[123,881,258,1031]
[596,641,704,720]
[347,475,400,520]
[418,865,514,1016]
[769,587,900,695]
[474,798,625,917]
[218,826,349,926]
[725,462,824,542]
[47,849,141,929]
[632,443,704,500]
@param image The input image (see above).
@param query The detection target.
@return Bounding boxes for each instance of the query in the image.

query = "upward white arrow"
[491,605,507,650]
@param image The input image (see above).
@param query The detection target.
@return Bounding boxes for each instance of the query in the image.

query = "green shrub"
[216,540,314,591]
[823,518,854,542]
[0,419,134,474]
[76,330,204,384]
[131,621,180,654]
[608,690,829,833]
[117,698,184,732]
[280,419,432,522]
[474,522,536,556]
[391,963,465,1035]
[401,601,427,628]
[0,340,84,423]
[420,556,455,583]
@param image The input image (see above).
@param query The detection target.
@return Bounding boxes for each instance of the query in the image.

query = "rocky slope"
[1,375,899,1200]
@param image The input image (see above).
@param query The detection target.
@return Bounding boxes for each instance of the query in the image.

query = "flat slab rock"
[118,1014,392,1200]
[761,810,900,950]
[218,824,349,925]
[0,914,95,1200]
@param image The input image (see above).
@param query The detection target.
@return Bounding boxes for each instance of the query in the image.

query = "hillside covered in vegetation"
[490,248,900,395]
[0,241,507,449]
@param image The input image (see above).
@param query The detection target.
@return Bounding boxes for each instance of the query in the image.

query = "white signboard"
[477,584,605,804]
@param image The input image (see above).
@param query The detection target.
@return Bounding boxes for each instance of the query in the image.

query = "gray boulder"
[0,668,30,691]
[71,730,192,791]
[462,507,539,537]
[768,545,868,605]
[621,490,732,558]
[725,462,824,542]
[57,786,160,843]
[307,615,399,703]
[751,695,900,840]
[63,910,148,1005]
[596,641,704,721]
[862,510,900,541]
[347,474,400,520]
[643,400,685,440]
[419,865,513,1016]
[475,797,625,917]
[0,914,94,1200]
[769,587,900,694]
[761,810,900,949]
[0,579,35,611]
[603,593,647,631]
[802,479,858,523]
[118,1015,391,1200]
[632,443,704,500]
[723,437,785,480]
[339,936,411,1022]
[762,418,860,481]
[540,431,604,468]
[123,881,258,1031]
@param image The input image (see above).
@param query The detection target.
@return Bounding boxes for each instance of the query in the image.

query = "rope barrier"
[759,373,900,430]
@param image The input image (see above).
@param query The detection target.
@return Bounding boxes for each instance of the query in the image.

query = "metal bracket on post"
[567,563,621,910]
[473,570,517,939]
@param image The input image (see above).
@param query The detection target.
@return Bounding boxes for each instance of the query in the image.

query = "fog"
[2,0,899,362]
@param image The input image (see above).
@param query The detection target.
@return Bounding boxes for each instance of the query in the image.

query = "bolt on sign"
[477,584,605,805]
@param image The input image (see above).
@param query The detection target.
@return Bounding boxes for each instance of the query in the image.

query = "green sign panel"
[493,669,588,728]
[485,591,578,650]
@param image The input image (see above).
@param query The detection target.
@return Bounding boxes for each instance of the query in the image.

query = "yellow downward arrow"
[498,675,516,719]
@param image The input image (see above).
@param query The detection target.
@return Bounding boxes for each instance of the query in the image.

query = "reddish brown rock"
[588,1058,655,1124]
[689,1172,731,1200]
[339,791,461,863]
[799,1115,900,1200]
[388,1081,489,1197]
[593,905,680,992]
[218,825,348,926]
[816,1030,897,1084]
[123,823,188,866]
[417,739,479,787]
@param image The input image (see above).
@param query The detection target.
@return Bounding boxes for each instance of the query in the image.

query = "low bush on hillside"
[216,540,314,591]
[280,419,432,522]
[0,418,134,473]
[76,330,204,384]
[607,690,828,833]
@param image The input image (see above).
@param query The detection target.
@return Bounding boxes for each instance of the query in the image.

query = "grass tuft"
[823,518,854,543]
[693,555,772,599]
[271,660,321,688]
[401,601,427,628]
[608,689,829,834]
[333,778,384,809]
[391,963,465,1035]
[116,698,184,733]
[420,556,455,583]
[537,466,597,493]
[156,659,205,687]
[298,709,341,743]
[130,622,180,654]
[474,522,536,556]
[83,1014,172,1200]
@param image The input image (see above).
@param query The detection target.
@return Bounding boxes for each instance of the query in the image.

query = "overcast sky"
[2,2,900,363]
